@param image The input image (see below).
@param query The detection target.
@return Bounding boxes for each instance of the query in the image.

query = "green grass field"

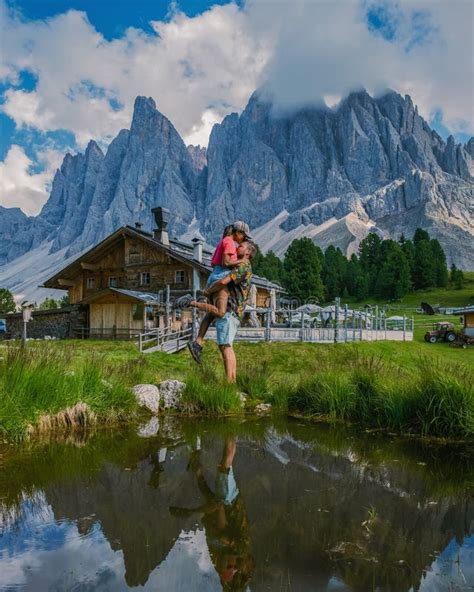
[1,335,473,441]
[1,274,472,441]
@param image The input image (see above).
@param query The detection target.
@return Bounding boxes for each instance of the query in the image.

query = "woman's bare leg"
[191,288,229,347]
[191,288,228,317]
[196,313,213,346]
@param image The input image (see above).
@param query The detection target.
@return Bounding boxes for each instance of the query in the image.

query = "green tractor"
[424,322,457,344]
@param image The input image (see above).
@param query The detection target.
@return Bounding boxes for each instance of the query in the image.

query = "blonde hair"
[242,240,257,259]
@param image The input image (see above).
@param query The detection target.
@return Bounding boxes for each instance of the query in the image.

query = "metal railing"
[206,300,415,344]
[138,326,193,353]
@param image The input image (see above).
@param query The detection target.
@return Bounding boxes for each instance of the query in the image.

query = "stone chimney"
[152,207,170,247]
[192,237,203,263]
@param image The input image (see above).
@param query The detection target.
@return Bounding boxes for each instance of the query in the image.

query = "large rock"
[132,380,185,413]
[133,384,160,414]
[158,379,185,410]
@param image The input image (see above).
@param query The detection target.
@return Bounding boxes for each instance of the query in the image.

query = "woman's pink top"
[211,236,237,267]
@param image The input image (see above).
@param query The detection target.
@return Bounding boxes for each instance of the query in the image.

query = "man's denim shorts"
[206,265,231,288]
[215,312,240,346]
[215,467,239,505]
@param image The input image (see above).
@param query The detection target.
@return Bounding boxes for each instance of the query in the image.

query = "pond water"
[0,416,473,592]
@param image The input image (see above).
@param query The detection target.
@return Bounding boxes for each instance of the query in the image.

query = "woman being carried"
[187,221,252,364]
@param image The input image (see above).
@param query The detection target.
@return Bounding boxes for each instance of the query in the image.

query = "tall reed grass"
[0,344,139,440]
[182,363,242,414]
[285,354,474,439]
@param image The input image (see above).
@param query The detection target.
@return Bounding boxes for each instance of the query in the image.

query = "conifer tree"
[399,236,415,277]
[322,246,347,300]
[450,264,465,289]
[358,233,382,293]
[345,254,369,301]
[0,288,16,314]
[59,294,70,307]
[430,239,448,287]
[252,247,284,284]
[375,240,411,299]
[263,251,285,284]
[413,228,430,244]
[38,298,59,310]
[283,238,324,303]
[412,239,436,289]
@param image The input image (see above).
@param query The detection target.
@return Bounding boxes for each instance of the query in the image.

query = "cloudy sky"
[0,0,473,215]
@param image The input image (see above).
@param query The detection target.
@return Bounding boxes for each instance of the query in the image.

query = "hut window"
[132,304,144,321]
[140,272,151,286]
[175,270,185,283]
[129,250,140,264]
[86,277,95,289]
[109,276,118,288]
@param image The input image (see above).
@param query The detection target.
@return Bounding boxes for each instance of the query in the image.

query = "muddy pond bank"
[1,416,473,591]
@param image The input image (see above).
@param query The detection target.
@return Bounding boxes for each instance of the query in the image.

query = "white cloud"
[0,1,268,147]
[0,0,472,215]
[1,0,471,147]
[0,145,62,214]
[246,0,474,133]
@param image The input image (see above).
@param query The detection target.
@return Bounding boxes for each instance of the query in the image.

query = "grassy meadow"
[0,335,473,442]
[1,273,472,442]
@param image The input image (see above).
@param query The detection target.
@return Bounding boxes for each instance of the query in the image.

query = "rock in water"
[255,402,272,414]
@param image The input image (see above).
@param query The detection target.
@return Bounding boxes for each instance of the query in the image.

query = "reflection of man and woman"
[170,437,254,590]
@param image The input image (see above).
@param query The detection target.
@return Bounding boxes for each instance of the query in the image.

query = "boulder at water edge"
[132,384,161,413]
[158,379,186,410]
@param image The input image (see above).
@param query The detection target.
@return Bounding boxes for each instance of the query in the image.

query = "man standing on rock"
[189,241,255,382]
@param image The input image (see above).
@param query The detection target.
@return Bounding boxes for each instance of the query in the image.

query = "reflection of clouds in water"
[1,493,220,592]
[149,528,221,591]
[414,536,474,591]
[0,497,127,591]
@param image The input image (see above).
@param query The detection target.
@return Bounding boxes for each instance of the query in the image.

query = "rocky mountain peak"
[1,88,473,298]
[187,145,207,172]
[85,139,104,159]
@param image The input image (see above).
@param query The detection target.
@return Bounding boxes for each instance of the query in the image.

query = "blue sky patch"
[366,4,397,41]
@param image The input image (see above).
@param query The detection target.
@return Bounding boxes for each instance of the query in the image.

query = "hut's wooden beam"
[57,278,75,287]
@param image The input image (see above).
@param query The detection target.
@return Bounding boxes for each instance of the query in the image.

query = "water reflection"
[170,437,254,590]
[0,417,472,591]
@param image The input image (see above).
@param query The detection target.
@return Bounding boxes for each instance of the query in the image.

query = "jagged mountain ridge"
[203,89,473,264]
[1,89,473,300]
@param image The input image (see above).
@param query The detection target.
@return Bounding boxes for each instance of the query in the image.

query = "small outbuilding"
[451,305,474,337]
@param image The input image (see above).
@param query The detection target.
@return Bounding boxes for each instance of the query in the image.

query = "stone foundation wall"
[5,305,87,339]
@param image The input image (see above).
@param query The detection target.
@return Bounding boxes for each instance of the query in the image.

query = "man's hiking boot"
[187,340,203,364]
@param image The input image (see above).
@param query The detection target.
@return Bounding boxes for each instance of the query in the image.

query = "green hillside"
[344,271,474,309]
